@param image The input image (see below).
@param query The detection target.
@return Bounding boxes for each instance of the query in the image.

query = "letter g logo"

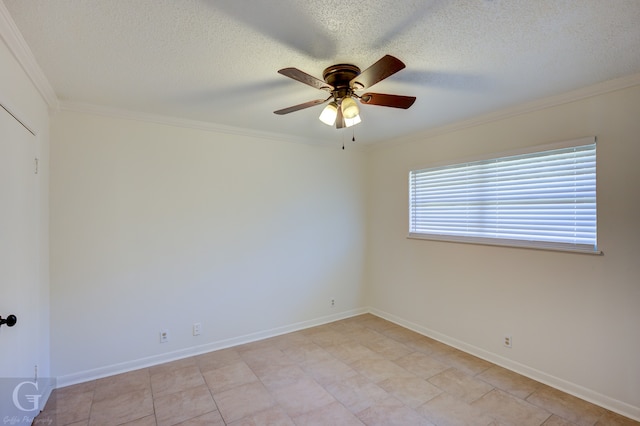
[12,380,41,412]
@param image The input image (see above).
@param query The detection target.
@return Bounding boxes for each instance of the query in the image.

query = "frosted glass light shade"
[341,97,359,119]
[319,102,338,125]
[344,114,361,128]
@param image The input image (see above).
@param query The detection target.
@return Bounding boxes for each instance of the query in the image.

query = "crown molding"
[58,101,346,148]
[377,72,640,149]
[0,1,59,109]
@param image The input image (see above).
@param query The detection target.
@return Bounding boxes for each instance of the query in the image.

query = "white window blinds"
[409,138,598,253]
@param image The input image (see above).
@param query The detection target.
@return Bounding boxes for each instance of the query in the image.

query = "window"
[409,137,599,254]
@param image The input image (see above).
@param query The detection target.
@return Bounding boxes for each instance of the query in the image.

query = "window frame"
[408,137,602,255]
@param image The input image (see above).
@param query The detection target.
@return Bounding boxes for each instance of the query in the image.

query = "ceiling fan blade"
[360,93,416,109]
[278,68,333,91]
[274,98,328,115]
[350,55,406,90]
[335,106,345,129]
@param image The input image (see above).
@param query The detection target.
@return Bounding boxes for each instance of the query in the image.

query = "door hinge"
[34,157,39,174]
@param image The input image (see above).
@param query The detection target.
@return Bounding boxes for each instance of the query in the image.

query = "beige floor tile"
[55,380,97,398]
[358,314,399,331]
[434,348,494,376]
[121,414,157,426]
[67,421,90,426]
[271,377,336,417]
[378,376,442,408]
[153,383,217,426]
[362,336,414,360]
[472,389,552,426]
[324,374,390,413]
[428,368,494,403]
[268,331,313,350]
[395,351,450,379]
[328,319,368,335]
[93,369,151,402]
[214,381,276,423]
[292,400,365,425]
[41,388,94,425]
[202,360,259,393]
[150,365,205,397]
[302,357,359,385]
[31,410,58,426]
[195,348,241,373]
[324,341,384,364]
[254,363,308,391]
[595,410,640,425]
[542,414,580,425]
[174,410,225,425]
[356,396,435,426]
[241,347,291,372]
[477,365,542,400]
[227,406,295,426]
[282,342,335,367]
[405,336,457,356]
[302,323,335,334]
[380,324,425,344]
[417,392,495,426]
[235,339,276,353]
[89,388,154,426]
[526,385,606,426]
[348,327,388,344]
[306,329,353,347]
[351,357,415,383]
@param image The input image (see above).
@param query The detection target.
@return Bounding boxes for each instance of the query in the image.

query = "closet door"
[0,105,37,381]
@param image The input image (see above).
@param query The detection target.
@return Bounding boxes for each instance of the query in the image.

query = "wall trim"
[55,307,367,388]
[369,307,640,422]
[0,1,58,109]
[377,72,640,149]
[58,101,344,148]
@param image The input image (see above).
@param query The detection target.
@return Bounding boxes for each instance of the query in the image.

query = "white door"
[0,105,38,379]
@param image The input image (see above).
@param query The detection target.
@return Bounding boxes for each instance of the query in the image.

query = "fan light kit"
[274,55,416,129]
[318,101,339,125]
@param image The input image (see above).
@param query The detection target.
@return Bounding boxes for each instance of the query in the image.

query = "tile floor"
[36,314,639,426]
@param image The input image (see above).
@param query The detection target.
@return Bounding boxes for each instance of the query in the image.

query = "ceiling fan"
[274,55,416,129]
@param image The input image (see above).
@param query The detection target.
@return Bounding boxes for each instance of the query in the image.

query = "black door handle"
[0,315,17,328]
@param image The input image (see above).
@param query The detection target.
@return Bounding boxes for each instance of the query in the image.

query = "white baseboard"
[55,308,367,388]
[368,307,640,422]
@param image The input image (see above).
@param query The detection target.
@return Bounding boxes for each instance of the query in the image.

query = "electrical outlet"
[160,329,169,343]
[504,335,512,348]
[331,298,335,308]
[193,323,202,336]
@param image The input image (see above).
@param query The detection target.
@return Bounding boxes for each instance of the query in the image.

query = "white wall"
[0,34,50,383]
[50,110,367,382]
[366,85,640,418]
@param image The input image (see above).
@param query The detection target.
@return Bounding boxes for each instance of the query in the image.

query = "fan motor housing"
[323,64,360,88]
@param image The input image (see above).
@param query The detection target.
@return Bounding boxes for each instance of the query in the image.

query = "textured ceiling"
[4,0,640,145]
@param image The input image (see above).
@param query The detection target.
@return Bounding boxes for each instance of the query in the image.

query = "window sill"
[407,233,604,256]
